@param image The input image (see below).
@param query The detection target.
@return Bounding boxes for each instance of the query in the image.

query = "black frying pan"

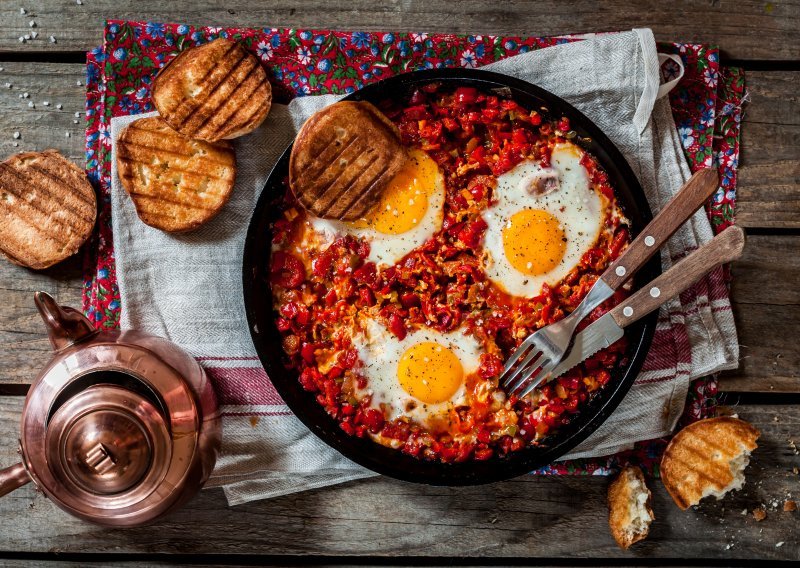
[242,68,660,485]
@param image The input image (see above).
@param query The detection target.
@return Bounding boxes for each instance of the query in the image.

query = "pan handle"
[0,462,30,498]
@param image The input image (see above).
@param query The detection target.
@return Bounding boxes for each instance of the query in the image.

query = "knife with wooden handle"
[547,225,746,381]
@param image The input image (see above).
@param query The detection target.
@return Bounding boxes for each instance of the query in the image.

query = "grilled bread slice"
[289,101,408,221]
[152,38,272,142]
[661,417,760,510]
[608,465,654,549]
[117,116,236,232]
[0,150,96,270]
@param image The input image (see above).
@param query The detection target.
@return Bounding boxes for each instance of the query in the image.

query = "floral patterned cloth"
[83,21,744,476]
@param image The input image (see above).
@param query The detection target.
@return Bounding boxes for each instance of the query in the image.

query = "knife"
[525,225,746,395]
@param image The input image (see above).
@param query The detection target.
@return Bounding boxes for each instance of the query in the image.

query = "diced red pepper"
[388,312,407,340]
[455,86,478,105]
[270,251,305,289]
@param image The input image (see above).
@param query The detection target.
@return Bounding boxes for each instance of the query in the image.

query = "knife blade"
[547,313,625,381]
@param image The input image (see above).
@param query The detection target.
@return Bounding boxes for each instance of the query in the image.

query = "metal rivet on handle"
[650,287,661,298]
[644,235,655,247]
[623,306,633,317]
[615,266,626,277]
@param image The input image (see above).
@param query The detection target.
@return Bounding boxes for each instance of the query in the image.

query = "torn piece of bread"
[289,101,408,221]
[152,38,272,142]
[0,150,96,269]
[116,116,236,232]
[608,465,654,549]
[661,416,760,510]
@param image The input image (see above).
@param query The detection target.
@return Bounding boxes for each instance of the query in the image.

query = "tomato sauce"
[270,83,631,463]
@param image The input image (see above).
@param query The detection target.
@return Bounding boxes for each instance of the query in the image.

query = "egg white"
[481,143,604,298]
[308,150,446,267]
[352,318,483,431]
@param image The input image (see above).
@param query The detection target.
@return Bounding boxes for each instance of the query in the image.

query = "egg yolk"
[502,209,567,275]
[349,149,436,235]
[397,341,463,404]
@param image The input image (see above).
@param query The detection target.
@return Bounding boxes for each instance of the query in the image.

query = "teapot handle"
[0,462,30,498]
[34,291,98,351]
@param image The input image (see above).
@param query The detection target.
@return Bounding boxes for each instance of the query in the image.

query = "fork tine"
[503,350,546,392]
[514,364,555,399]
[500,334,537,378]
[509,355,553,397]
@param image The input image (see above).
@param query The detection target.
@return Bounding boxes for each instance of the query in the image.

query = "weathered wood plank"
[1,0,799,60]
[0,255,84,386]
[1,229,794,392]
[736,71,800,229]
[0,396,795,559]
[720,234,800,392]
[0,63,86,161]
[1,62,799,229]
[0,65,799,392]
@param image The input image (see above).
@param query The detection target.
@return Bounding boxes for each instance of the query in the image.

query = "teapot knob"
[34,291,98,351]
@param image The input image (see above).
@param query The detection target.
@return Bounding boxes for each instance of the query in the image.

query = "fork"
[501,168,719,397]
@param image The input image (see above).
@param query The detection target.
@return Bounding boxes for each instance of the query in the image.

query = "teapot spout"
[34,291,98,351]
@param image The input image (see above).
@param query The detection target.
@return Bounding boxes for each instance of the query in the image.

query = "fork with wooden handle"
[527,224,746,395]
[501,168,720,397]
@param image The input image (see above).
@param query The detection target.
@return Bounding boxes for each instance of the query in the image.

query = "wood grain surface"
[0,1,799,562]
[0,396,796,560]
[0,0,799,60]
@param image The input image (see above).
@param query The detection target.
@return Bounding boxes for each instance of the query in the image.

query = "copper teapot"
[0,292,220,526]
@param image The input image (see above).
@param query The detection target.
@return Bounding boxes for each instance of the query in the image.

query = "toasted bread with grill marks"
[289,101,408,221]
[116,116,236,232]
[661,417,760,510]
[152,38,272,142]
[0,150,96,270]
[608,465,654,549]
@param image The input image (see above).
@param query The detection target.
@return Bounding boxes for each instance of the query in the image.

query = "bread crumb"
[784,500,797,512]
[776,541,785,547]
[753,508,767,521]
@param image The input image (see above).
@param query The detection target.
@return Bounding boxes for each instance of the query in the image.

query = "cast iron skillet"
[243,68,661,485]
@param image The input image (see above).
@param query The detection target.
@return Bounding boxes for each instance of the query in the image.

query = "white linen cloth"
[110,28,738,505]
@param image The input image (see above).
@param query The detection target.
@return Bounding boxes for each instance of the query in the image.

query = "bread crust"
[0,150,97,270]
[661,416,760,510]
[608,464,654,549]
[289,101,408,221]
[116,116,236,232]
[152,38,272,142]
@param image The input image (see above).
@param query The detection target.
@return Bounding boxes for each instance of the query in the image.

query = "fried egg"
[352,318,483,432]
[308,148,445,266]
[481,143,605,298]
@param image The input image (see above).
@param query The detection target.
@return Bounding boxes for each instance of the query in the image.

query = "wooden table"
[0,2,798,564]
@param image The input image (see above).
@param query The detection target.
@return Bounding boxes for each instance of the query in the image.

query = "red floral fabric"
[83,21,744,476]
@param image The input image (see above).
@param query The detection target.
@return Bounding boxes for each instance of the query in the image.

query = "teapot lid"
[47,384,170,496]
